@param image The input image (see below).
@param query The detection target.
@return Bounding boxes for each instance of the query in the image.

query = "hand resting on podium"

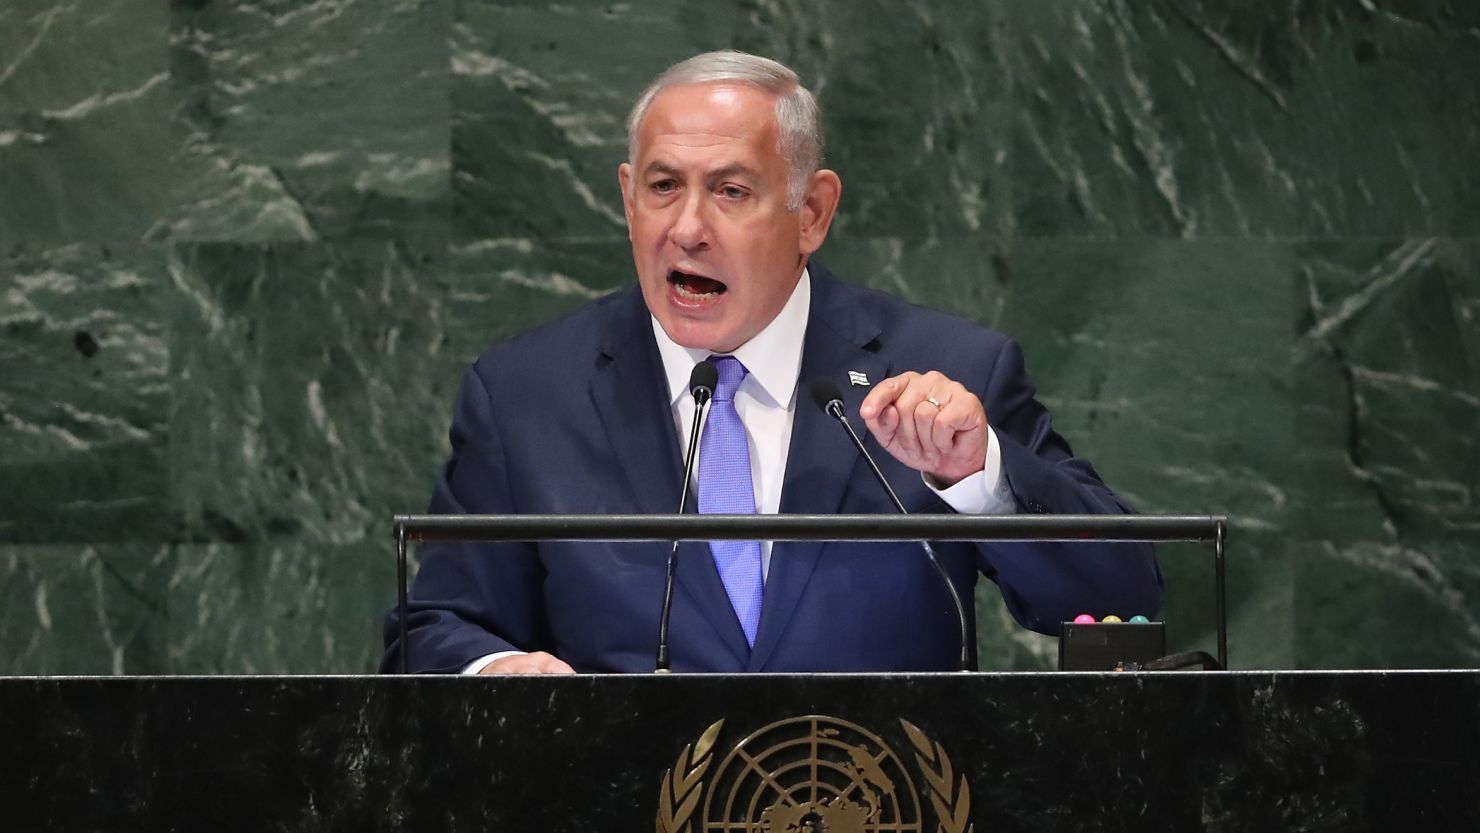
[477,652,575,675]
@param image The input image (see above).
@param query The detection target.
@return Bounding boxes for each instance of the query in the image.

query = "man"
[382,51,1161,674]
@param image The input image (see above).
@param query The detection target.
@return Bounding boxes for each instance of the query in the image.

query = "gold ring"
[925,396,942,409]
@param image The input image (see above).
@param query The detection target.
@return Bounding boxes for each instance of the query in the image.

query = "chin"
[673,332,729,353]
[665,322,735,354]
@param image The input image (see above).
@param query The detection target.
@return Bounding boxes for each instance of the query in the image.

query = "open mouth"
[668,270,727,299]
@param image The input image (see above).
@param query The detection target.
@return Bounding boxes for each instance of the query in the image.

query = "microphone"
[655,360,718,673]
[807,378,972,672]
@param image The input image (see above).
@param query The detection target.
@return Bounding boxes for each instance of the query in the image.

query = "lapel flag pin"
[848,370,869,387]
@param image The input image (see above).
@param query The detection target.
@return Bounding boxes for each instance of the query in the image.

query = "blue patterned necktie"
[697,356,763,647]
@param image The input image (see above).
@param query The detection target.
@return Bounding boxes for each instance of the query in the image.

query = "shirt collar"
[652,267,811,409]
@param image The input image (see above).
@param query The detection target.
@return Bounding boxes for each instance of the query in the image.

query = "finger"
[910,398,938,461]
[858,372,923,420]
[931,396,990,485]
[479,655,527,674]
[863,379,907,445]
[891,393,926,461]
[869,402,899,447]
[859,373,916,420]
[487,659,536,675]
[931,382,974,451]
[889,376,939,461]
[912,387,955,461]
[480,652,571,675]
[523,651,573,674]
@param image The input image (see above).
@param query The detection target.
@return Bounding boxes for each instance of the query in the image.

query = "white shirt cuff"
[461,650,525,674]
[922,425,1016,515]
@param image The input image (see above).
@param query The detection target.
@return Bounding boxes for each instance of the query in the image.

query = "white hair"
[625,50,822,211]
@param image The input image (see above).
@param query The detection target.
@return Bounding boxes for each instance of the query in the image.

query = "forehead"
[634,82,780,161]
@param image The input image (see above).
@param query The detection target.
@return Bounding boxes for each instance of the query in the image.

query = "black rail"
[391,513,1229,672]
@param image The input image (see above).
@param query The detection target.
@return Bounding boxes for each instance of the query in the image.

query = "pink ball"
[1073,614,1095,624]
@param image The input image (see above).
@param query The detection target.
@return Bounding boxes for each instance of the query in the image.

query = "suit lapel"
[588,290,750,667]
[748,269,890,671]
[588,291,684,516]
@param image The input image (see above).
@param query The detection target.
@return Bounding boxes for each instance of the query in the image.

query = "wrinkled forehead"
[633,82,781,158]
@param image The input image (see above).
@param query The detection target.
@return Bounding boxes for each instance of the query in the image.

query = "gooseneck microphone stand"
[808,379,973,672]
[655,361,717,673]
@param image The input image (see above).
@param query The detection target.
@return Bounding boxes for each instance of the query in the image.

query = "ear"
[617,163,636,236]
[797,169,842,256]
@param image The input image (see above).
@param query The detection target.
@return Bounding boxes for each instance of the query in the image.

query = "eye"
[649,179,678,195]
[717,184,748,200]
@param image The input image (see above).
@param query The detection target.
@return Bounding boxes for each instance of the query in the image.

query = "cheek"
[630,230,662,258]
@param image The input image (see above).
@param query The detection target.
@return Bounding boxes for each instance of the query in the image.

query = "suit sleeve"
[974,339,1164,634]
[380,363,549,673]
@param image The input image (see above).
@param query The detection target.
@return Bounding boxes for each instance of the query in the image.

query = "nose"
[669,192,710,252]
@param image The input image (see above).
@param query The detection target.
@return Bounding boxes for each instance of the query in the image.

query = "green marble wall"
[1,0,1476,673]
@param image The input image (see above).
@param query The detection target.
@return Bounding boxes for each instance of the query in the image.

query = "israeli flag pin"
[848,370,869,387]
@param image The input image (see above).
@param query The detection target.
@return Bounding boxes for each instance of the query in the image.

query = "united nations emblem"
[656,715,972,833]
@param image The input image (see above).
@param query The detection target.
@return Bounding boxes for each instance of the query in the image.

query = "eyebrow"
[642,161,760,183]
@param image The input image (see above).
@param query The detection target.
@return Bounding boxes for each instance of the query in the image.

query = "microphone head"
[806,377,845,416]
[689,360,719,401]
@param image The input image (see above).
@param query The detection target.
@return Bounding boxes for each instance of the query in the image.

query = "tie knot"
[709,355,748,402]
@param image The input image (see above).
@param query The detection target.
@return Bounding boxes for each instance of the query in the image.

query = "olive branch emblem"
[901,719,973,833]
[656,719,724,833]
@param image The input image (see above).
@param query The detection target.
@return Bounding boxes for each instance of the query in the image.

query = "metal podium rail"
[390,513,1229,673]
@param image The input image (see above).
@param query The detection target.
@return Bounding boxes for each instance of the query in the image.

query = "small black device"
[1058,621,1167,671]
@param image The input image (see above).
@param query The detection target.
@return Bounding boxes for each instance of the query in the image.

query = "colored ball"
[1073,614,1095,624]
[1101,615,1123,624]
[1129,615,1150,624]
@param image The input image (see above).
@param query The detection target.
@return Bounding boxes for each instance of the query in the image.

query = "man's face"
[618,82,832,354]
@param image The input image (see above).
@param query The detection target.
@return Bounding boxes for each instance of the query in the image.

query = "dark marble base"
[4,672,1477,831]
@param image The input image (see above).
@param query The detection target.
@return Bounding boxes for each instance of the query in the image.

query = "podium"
[4,672,1479,830]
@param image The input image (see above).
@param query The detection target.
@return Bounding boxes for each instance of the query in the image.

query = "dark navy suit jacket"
[382,264,1162,673]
